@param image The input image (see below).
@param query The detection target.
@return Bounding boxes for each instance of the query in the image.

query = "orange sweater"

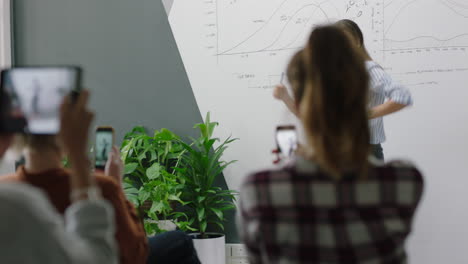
[0,166,148,264]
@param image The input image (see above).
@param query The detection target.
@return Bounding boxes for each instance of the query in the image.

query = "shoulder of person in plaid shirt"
[238,158,424,264]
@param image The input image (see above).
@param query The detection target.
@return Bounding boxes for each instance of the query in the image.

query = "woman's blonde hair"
[286,50,306,104]
[300,25,370,178]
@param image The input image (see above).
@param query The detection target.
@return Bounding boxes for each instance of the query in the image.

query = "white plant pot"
[191,233,225,264]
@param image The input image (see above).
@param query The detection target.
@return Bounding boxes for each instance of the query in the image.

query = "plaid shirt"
[238,157,424,264]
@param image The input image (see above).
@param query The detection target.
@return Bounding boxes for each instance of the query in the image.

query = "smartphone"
[95,126,115,169]
[0,66,82,134]
[276,125,297,157]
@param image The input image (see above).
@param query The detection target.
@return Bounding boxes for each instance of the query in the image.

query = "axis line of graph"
[385,33,468,43]
[384,0,418,35]
[217,47,300,56]
[382,45,468,52]
[216,0,219,64]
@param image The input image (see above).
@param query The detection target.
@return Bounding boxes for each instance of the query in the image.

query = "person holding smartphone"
[273,125,298,164]
[0,90,118,264]
[0,67,148,264]
[239,25,423,264]
[0,132,148,264]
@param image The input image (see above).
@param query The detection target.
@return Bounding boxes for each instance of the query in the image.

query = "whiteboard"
[168,1,468,262]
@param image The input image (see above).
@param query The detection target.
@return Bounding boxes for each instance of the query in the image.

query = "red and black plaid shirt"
[238,157,424,264]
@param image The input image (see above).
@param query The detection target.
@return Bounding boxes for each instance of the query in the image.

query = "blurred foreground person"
[0,91,118,264]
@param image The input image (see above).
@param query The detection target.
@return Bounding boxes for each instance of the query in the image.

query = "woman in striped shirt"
[274,20,413,160]
[336,19,413,160]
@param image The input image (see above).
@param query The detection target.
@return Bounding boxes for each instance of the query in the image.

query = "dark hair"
[286,50,307,104]
[300,25,370,178]
[335,19,364,47]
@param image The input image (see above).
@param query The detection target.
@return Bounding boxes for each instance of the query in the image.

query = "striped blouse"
[367,61,413,144]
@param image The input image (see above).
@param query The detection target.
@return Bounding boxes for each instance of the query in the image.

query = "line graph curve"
[218,0,290,55]
[259,3,328,52]
[383,0,468,52]
[384,0,418,35]
[217,0,348,56]
[441,0,468,18]
[386,33,468,43]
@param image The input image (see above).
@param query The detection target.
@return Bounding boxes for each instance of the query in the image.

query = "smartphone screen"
[0,67,81,134]
[95,127,114,169]
[276,125,297,157]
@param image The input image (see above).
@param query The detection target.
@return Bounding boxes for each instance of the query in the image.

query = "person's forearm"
[69,155,93,191]
[370,100,407,119]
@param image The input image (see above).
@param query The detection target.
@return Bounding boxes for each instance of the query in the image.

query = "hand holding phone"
[276,125,298,158]
[95,126,115,170]
[104,146,124,186]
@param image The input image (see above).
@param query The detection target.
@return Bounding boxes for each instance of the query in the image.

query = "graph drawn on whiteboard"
[209,0,378,90]
[169,0,468,89]
[382,0,468,52]
[378,0,468,85]
[217,0,369,56]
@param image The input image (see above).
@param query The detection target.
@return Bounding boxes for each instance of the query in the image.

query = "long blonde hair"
[300,25,370,178]
[286,50,306,104]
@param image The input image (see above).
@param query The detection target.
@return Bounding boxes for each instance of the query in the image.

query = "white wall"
[385,82,468,263]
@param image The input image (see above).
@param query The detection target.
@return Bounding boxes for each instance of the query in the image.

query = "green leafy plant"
[121,126,194,235]
[178,113,238,238]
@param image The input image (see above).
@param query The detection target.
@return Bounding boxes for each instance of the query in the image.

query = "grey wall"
[13,0,239,243]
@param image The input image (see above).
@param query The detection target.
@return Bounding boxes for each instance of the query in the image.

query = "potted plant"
[121,126,194,235]
[178,113,238,264]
